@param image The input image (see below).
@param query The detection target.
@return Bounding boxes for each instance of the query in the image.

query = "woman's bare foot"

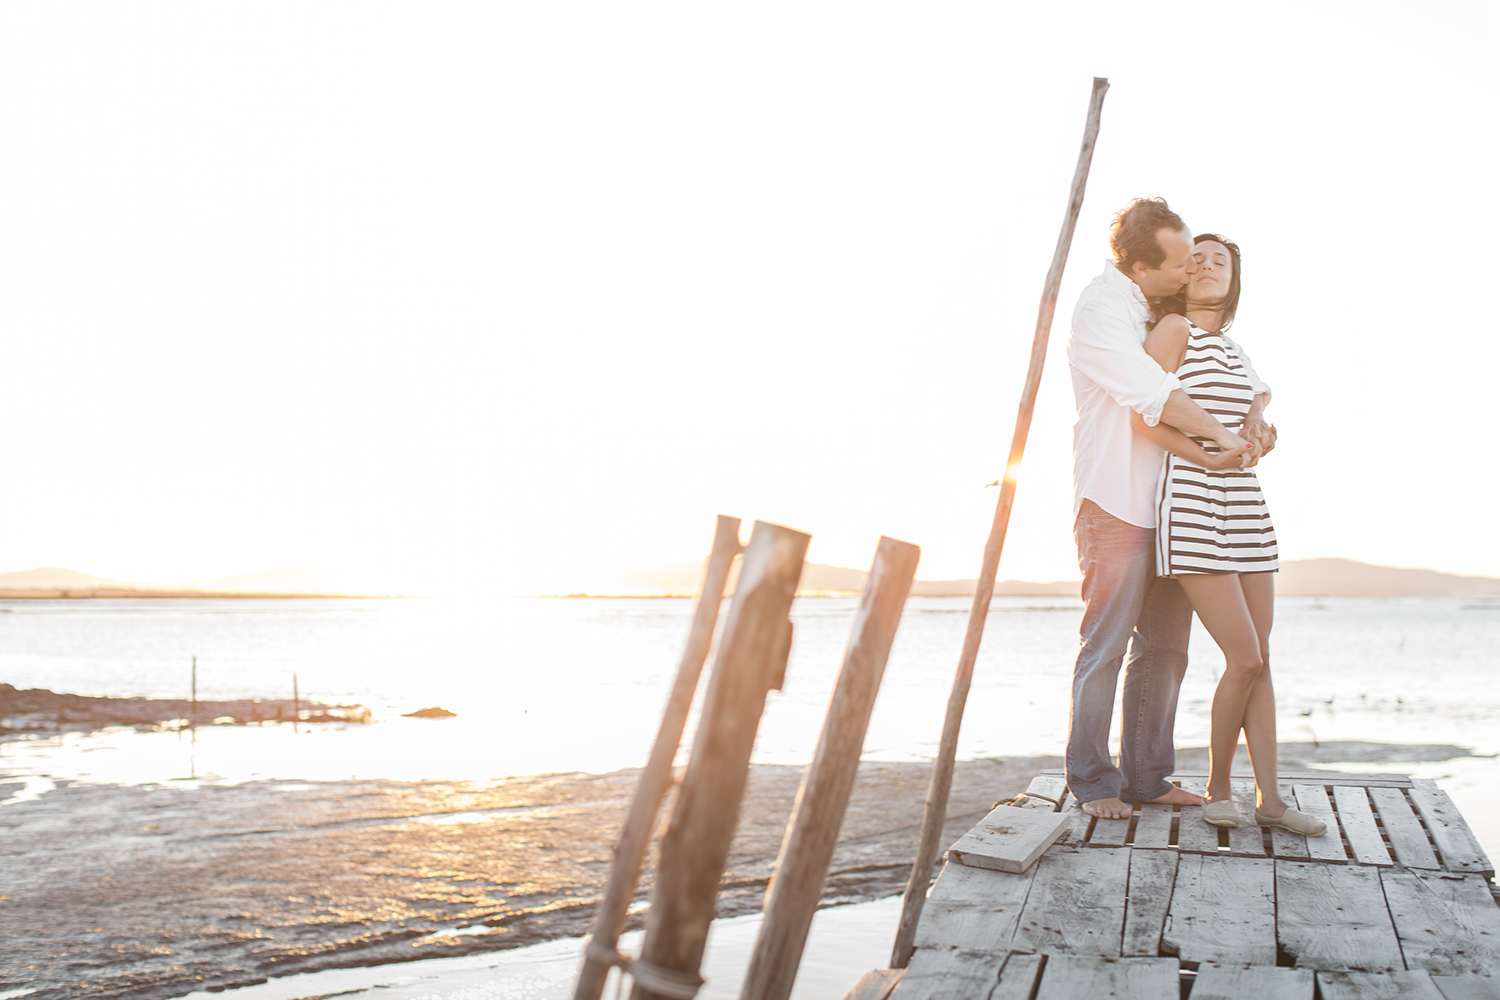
[1150,786,1204,807]
[1081,797,1133,820]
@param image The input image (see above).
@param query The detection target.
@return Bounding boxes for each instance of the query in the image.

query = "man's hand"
[1242,396,1277,460]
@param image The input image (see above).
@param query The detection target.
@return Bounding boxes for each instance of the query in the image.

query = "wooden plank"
[1011,846,1129,958]
[636,521,809,1000]
[947,805,1071,874]
[912,862,1035,954]
[1227,777,1268,856]
[1089,813,1132,847]
[1276,860,1404,972]
[1177,808,1224,854]
[1017,773,1070,811]
[1380,869,1500,975]
[1368,786,1440,870]
[1033,956,1179,1000]
[1130,803,1173,849]
[1292,784,1348,862]
[1168,769,1416,787]
[1271,779,1311,859]
[1162,855,1276,966]
[744,537,921,1000]
[1430,973,1500,999]
[1316,970,1446,999]
[888,948,1002,1000]
[839,969,904,1000]
[1189,963,1314,999]
[1333,785,1393,866]
[1409,779,1495,876]
[1120,849,1177,957]
[990,953,1044,1000]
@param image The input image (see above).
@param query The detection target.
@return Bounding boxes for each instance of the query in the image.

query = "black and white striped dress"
[1155,325,1279,576]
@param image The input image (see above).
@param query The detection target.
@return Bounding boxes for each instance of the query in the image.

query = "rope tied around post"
[584,939,705,1000]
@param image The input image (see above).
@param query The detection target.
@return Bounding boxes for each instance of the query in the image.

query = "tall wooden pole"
[739,536,920,1000]
[573,516,742,1000]
[630,520,809,1000]
[890,77,1109,968]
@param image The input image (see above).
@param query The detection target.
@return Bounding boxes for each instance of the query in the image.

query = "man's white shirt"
[1067,261,1269,529]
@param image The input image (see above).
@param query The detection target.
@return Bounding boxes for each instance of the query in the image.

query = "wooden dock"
[857,769,1500,1000]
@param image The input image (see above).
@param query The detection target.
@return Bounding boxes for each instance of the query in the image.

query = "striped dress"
[1155,324,1279,576]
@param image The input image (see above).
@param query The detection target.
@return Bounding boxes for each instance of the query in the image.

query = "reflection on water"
[1,594,1497,786]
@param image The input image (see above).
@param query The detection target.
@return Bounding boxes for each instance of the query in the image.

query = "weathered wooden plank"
[1430,972,1500,999]
[839,968,905,1000]
[1162,854,1276,966]
[1090,813,1132,847]
[1168,769,1416,788]
[1011,847,1129,958]
[635,521,808,1000]
[1018,773,1070,811]
[1190,963,1314,999]
[1227,777,1268,856]
[1381,869,1500,975]
[912,862,1035,954]
[1291,784,1348,862]
[1120,848,1177,957]
[1316,970,1446,999]
[888,947,1002,1000]
[1270,779,1311,859]
[744,537,920,1000]
[1177,808,1224,854]
[947,805,1071,874]
[1333,785,1393,866]
[1130,803,1173,849]
[1032,956,1179,1000]
[1368,786,1440,870]
[989,953,1044,1000]
[1276,860,1404,972]
[1409,779,1495,877]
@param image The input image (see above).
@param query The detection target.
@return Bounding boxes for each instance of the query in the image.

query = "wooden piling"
[739,536,920,1000]
[190,656,198,726]
[573,515,743,1000]
[629,520,810,1000]
[890,76,1110,968]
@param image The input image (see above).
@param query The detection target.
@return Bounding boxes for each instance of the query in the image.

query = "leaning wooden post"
[573,515,743,1000]
[890,76,1109,968]
[740,536,920,1000]
[629,521,810,1000]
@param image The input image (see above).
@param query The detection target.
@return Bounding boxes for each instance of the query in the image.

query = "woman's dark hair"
[1149,233,1242,332]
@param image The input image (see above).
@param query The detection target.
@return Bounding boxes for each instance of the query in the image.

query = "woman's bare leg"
[1236,572,1287,814]
[1176,573,1265,803]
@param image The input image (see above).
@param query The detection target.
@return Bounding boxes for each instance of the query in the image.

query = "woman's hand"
[1202,443,1254,472]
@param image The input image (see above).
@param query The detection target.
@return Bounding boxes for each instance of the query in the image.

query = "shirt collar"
[1099,260,1149,310]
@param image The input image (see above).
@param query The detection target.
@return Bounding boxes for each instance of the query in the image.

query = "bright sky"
[1,2,1494,595]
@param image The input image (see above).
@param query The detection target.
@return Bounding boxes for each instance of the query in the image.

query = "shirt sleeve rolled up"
[1069,297,1181,426]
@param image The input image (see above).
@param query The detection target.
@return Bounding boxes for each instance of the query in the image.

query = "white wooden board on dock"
[945,803,1070,874]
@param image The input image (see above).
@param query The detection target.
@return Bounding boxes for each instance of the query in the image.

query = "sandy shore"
[0,741,1476,1000]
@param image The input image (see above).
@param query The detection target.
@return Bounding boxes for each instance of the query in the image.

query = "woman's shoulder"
[1152,313,1191,338]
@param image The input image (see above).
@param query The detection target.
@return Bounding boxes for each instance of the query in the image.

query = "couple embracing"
[1064,196,1325,837]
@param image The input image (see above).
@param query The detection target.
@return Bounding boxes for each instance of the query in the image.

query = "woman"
[1130,234,1325,836]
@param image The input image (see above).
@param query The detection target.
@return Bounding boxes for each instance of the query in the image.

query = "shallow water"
[174,895,906,1000]
[2,594,1497,848]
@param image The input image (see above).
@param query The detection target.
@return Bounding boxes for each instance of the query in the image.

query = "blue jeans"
[1067,500,1192,804]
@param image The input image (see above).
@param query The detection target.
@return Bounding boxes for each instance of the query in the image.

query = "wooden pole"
[630,520,809,1000]
[890,77,1109,968]
[292,672,300,733]
[572,515,743,1000]
[190,656,198,726]
[739,536,920,1000]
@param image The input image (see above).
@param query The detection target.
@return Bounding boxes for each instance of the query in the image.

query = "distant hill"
[0,565,367,598]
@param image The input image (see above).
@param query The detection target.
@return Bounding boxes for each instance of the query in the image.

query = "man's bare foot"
[1151,786,1204,808]
[1081,796,1133,820]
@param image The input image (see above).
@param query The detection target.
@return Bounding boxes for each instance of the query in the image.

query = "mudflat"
[0,756,1055,1000]
[2,740,1472,1000]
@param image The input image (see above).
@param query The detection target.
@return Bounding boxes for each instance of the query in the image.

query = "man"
[1065,197,1274,820]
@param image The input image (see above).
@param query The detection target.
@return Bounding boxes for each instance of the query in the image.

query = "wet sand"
[0,741,1475,1000]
